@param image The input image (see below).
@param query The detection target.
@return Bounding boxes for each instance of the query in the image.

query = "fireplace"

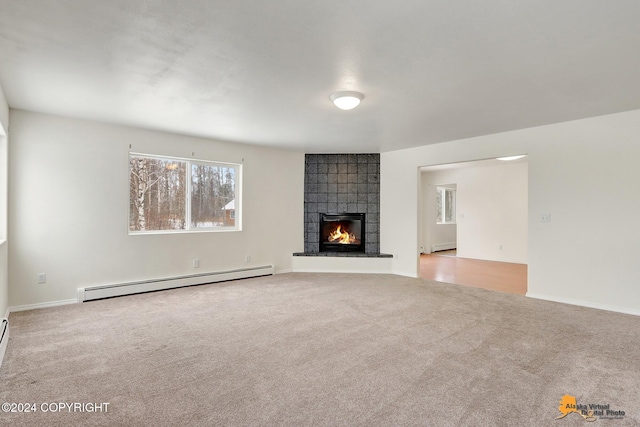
[320,213,365,253]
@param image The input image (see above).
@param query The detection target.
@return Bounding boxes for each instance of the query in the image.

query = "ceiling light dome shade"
[330,91,364,110]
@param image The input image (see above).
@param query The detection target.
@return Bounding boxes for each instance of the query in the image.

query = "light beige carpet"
[1,273,639,426]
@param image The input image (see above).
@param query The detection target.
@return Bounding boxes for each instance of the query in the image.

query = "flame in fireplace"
[328,224,357,244]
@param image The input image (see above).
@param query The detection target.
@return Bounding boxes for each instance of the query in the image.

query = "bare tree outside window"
[191,163,236,228]
[129,156,186,232]
[129,154,240,233]
[436,186,456,224]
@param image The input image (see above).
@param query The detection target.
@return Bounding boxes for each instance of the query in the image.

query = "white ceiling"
[1,1,639,153]
[420,155,528,172]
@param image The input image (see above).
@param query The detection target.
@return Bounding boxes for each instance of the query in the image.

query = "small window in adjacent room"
[129,154,241,233]
[436,186,456,224]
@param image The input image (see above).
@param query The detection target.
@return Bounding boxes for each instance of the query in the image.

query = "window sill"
[128,228,241,236]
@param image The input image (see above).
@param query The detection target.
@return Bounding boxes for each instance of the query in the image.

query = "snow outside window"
[129,154,241,233]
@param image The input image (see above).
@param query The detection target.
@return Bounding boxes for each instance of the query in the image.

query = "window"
[129,154,240,233]
[190,161,237,229]
[436,186,456,224]
[0,133,6,242]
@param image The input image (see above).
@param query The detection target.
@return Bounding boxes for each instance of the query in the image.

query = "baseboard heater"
[78,265,274,302]
[0,318,8,369]
[432,243,456,252]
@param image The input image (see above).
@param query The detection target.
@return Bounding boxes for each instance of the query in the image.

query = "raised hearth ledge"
[291,253,393,274]
[293,252,392,258]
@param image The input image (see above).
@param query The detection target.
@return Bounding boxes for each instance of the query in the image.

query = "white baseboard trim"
[526,293,640,317]
[3,308,8,320]
[275,268,292,275]
[9,299,78,313]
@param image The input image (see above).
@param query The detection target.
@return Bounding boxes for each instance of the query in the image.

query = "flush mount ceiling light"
[496,155,527,161]
[330,91,364,110]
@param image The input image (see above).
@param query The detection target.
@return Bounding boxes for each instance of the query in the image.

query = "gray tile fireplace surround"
[295,153,391,258]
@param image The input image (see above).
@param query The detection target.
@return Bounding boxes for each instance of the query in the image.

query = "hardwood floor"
[420,252,527,295]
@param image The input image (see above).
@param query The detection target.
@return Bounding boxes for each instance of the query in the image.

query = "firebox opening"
[320,213,365,253]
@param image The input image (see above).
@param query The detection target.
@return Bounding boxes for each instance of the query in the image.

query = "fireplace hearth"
[302,154,380,254]
[320,213,365,253]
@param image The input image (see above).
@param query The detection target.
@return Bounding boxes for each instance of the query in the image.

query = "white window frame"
[128,153,242,234]
[189,159,241,231]
[0,131,7,244]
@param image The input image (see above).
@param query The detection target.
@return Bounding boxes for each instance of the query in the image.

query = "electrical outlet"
[540,213,551,223]
[499,244,503,250]
[38,273,46,284]
[245,255,251,263]
[193,259,199,268]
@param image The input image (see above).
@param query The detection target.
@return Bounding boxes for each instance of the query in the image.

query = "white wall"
[8,110,304,308]
[0,84,8,317]
[382,109,640,314]
[457,163,527,263]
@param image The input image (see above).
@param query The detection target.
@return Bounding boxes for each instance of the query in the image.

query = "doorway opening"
[418,157,528,295]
